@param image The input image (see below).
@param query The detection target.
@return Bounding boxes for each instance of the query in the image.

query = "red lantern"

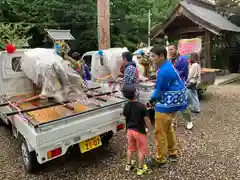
[6,44,16,53]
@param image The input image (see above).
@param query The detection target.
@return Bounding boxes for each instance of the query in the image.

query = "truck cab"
[0,50,34,125]
[81,48,128,81]
[0,50,33,97]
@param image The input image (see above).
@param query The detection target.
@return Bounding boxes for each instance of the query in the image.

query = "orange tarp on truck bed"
[19,101,89,123]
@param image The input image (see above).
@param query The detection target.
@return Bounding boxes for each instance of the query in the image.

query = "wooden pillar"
[204,31,212,68]
[97,0,110,50]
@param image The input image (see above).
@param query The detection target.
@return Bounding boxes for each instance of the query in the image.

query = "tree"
[110,0,151,49]
[0,23,32,48]
[0,0,178,52]
[110,0,178,50]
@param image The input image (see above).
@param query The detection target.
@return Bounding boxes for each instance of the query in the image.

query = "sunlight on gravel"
[0,83,240,180]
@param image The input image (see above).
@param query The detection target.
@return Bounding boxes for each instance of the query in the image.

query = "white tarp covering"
[20,48,86,102]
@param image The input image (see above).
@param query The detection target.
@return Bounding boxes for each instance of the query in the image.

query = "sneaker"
[172,122,177,128]
[125,164,134,171]
[137,168,144,176]
[191,109,200,114]
[125,160,136,171]
[168,155,178,162]
[136,164,148,176]
[186,122,193,130]
[143,164,148,171]
[144,158,153,169]
[158,162,167,168]
[154,159,167,168]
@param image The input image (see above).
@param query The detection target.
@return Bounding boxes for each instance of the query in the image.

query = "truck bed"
[200,68,220,85]
[4,90,127,166]
[6,89,125,126]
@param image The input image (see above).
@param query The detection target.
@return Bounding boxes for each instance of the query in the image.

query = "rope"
[95,74,113,81]
[8,101,29,121]
[15,95,40,105]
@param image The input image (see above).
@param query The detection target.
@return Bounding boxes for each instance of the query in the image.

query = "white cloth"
[21,48,86,102]
[188,62,201,85]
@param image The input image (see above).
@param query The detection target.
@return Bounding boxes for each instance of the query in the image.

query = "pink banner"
[178,38,202,56]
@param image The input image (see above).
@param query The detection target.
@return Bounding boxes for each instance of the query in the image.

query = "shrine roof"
[151,0,240,39]
[45,29,75,41]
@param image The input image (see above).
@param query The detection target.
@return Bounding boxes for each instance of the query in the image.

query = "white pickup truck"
[0,49,126,173]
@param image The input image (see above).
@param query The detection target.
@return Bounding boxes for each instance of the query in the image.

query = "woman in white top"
[187,52,201,113]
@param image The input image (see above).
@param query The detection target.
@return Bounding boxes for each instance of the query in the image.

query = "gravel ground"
[1,82,240,180]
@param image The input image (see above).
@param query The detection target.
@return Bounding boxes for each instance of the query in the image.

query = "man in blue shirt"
[168,45,188,81]
[168,45,193,130]
[149,46,187,167]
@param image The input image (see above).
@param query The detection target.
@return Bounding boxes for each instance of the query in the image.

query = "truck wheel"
[21,140,39,173]
[101,131,113,146]
[0,117,11,127]
[0,118,3,126]
[197,89,205,100]
[12,124,19,139]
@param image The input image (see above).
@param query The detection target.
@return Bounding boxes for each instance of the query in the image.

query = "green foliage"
[0,23,32,47]
[0,0,178,52]
[110,0,179,50]
[111,0,150,50]
[151,0,179,25]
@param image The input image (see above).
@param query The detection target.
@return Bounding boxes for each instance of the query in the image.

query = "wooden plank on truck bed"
[201,68,220,73]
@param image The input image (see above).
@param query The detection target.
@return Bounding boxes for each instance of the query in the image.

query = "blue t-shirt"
[169,55,189,82]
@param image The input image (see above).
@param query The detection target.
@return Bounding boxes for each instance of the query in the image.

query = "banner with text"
[178,38,202,56]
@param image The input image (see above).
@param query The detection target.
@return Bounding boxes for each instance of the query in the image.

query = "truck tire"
[101,131,113,146]
[198,92,203,100]
[197,88,206,100]
[12,124,19,139]
[21,139,39,173]
[0,118,3,126]
[0,117,11,127]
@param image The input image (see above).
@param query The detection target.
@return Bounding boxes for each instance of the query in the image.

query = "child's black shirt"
[123,101,147,134]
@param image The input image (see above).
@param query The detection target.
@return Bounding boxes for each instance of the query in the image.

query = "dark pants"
[147,108,155,125]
